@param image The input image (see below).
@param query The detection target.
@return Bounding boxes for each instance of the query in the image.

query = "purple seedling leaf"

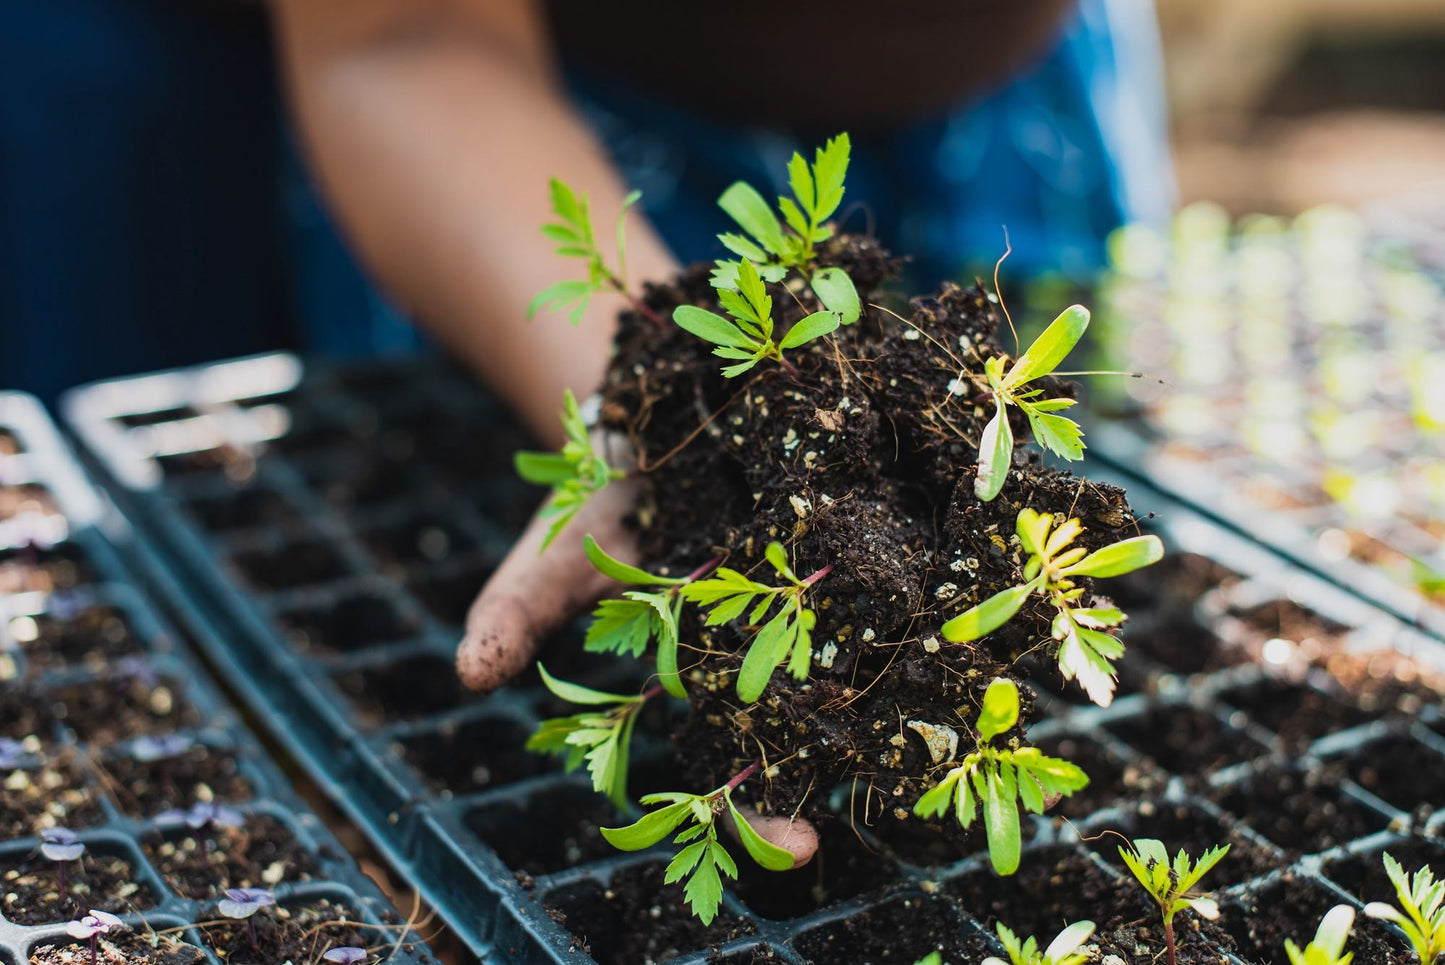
[66,910,124,965]
[322,948,368,964]
[41,827,86,862]
[130,734,192,763]
[218,887,275,919]
[0,737,34,771]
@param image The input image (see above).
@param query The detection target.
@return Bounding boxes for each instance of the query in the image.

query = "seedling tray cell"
[0,393,431,965]
[57,356,1445,962]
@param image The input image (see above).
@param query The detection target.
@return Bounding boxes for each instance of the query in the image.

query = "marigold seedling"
[1118,838,1229,965]
[526,666,655,807]
[66,909,124,965]
[217,888,275,950]
[514,390,625,551]
[984,919,1096,965]
[679,541,832,702]
[529,179,661,326]
[600,763,793,924]
[675,259,840,379]
[1364,852,1445,963]
[1285,904,1355,965]
[942,508,1162,707]
[974,305,1091,501]
[912,678,1087,875]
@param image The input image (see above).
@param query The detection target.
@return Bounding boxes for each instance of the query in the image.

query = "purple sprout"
[129,734,192,763]
[40,826,86,893]
[323,948,369,964]
[66,909,124,965]
[218,888,275,950]
[111,657,159,689]
[0,737,34,771]
[156,801,244,853]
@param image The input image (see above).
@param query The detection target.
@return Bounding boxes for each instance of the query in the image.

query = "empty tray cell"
[1226,871,1408,965]
[361,515,476,570]
[278,591,419,656]
[793,892,979,963]
[1209,764,1387,856]
[1230,599,1351,650]
[229,537,351,592]
[397,714,551,796]
[542,861,755,965]
[154,447,251,480]
[404,559,495,627]
[304,449,417,508]
[0,840,156,924]
[465,782,621,875]
[0,543,94,594]
[1217,676,1375,746]
[46,673,199,744]
[1127,612,1246,674]
[1342,735,1445,814]
[0,747,105,837]
[728,820,898,921]
[102,743,253,819]
[1033,734,1164,818]
[1322,837,1445,904]
[261,413,364,455]
[114,405,200,428]
[1089,802,1278,888]
[1107,704,1268,778]
[143,812,318,900]
[1107,552,1242,611]
[13,606,143,670]
[198,896,382,962]
[183,486,304,533]
[29,928,205,964]
[333,654,479,726]
[951,846,1140,935]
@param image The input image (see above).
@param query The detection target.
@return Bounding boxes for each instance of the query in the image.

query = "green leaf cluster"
[582,535,693,698]
[513,390,625,551]
[984,920,1096,965]
[975,305,1091,502]
[1118,839,1229,938]
[1285,905,1355,965]
[680,542,824,703]
[526,666,649,807]
[528,179,642,324]
[912,679,1088,875]
[942,508,1163,707]
[1365,852,1445,963]
[674,259,839,379]
[601,781,794,924]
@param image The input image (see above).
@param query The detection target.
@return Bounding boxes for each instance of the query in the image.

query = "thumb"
[727,805,820,870]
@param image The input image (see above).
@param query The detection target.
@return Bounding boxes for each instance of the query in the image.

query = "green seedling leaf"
[537,665,636,705]
[976,678,1020,741]
[727,800,795,871]
[514,451,576,485]
[718,182,786,256]
[984,762,1022,874]
[584,597,658,657]
[778,310,840,350]
[941,583,1031,643]
[674,305,756,348]
[974,396,1015,502]
[1063,535,1165,579]
[584,534,684,586]
[1002,305,1090,390]
[810,267,860,324]
[601,800,691,851]
[764,541,797,583]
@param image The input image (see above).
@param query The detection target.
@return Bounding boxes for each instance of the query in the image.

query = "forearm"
[271,1,679,446]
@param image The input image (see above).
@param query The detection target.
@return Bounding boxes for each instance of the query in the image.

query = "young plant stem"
[88,934,98,965]
[639,683,665,702]
[605,274,665,329]
[800,564,834,588]
[682,557,724,584]
[1164,918,1175,965]
[247,918,258,951]
[56,861,68,896]
[724,761,762,792]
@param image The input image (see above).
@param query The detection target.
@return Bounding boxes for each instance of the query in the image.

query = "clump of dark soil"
[791,891,993,963]
[142,814,317,899]
[198,898,381,964]
[99,744,253,820]
[19,607,143,670]
[1209,763,1387,856]
[29,930,205,965]
[0,849,155,924]
[0,748,105,836]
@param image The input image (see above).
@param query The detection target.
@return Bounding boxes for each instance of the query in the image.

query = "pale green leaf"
[601,800,691,851]
[778,310,839,350]
[584,598,657,657]
[583,534,681,586]
[718,182,786,255]
[514,450,574,485]
[976,677,1020,742]
[941,583,1031,643]
[674,305,756,349]
[537,665,636,705]
[1002,304,1090,390]
[728,800,796,871]
[974,396,1015,502]
[1062,535,1164,579]
[984,762,1022,875]
[810,267,860,324]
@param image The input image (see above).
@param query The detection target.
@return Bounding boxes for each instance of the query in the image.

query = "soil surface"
[0,850,155,924]
[29,931,205,965]
[1,747,105,837]
[142,813,317,899]
[99,745,254,820]
[199,898,379,964]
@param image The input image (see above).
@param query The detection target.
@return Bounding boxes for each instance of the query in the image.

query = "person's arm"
[270,0,678,446]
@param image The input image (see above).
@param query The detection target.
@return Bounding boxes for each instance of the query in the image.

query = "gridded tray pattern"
[64,356,1445,963]
[1088,202,1445,638]
[0,393,433,965]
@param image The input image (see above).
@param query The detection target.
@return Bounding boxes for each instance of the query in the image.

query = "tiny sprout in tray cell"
[0,736,34,770]
[1364,852,1445,964]
[323,948,369,964]
[1119,838,1229,965]
[218,887,276,950]
[41,826,86,891]
[129,734,193,763]
[66,909,124,965]
[1285,904,1355,965]
[984,920,1096,965]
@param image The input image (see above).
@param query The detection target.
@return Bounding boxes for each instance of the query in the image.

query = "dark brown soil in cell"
[0,749,105,836]
[44,674,198,744]
[1033,734,1164,819]
[403,557,496,626]
[1322,837,1445,904]
[543,861,755,965]
[1210,764,1387,856]
[1128,613,1245,675]
[0,685,50,741]
[0,543,94,595]
[791,892,973,963]
[1342,735,1445,817]
[1107,704,1268,778]
[1232,599,1350,649]
[334,655,479,726]
[29,930,206,965]
[465,783,620,875]
[1089,802,1279,889]
[1218,675,1375,747]
[1225,871,1411,965]
[183,487,303,533]
[199,897,382,965]
[279,592,420,656]
[19,607,143,670]
[229,537,350,591]
[727,820,897,920]
[397,714,551,796]
[142,813,317,899]
[0,848,155,924]
[100,745,253,819]
[706,946,788,963]
[304,447,422,508]
[361,515,475,570]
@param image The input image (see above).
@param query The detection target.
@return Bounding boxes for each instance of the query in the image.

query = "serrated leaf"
[584,598,657,657]
[537,665,637,705]
[674,305,757,349]
[1063,536,1164,579]
[976,678,1020,741]
[810,267,860,324]
[1025,406,1087,461]
[786,608,816,681]
[1015,508,1052,558]
[764,542,795,582]
[778,197,810,237]
[941,583,1031,643]
[779,310,840,350]
[787,151,815,217]
[718,233,771,264]
[728,799,796,871]
[974,396,1015,502]
[1003,304,1090,389]
[665,840,708,884]
[718,182,786,255]
[913,771,958,821]
[601,800,692,851]
[1072,606,1125,629]
[811,134,849,221]
[527,279,596,323]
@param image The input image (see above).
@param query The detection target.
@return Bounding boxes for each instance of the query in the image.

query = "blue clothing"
[1,0,1172,402]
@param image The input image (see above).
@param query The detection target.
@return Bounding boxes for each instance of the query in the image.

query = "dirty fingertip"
[455,597,538,693]
[747,813,819,869]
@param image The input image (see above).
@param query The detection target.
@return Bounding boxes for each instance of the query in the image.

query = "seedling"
[66,909,124,965]
[1364,852,1445,963]
[514,390,625,550]
[156,801,244,853]
[710,134,861,325]
[984,920,1096,965]
[128,734,192,763]
[912,954,943,965]
[528,179,662,327]
[1285,904,1355,965]
[217,887,275,950]
[581,534,719,698]
[674,258,840,379]
[942,508,1163,707]
[526,667,654,806]
[680,541,832,702]
[912,678,1088,875]
[974,305,1091,502]
[0,736,34,770]
[323,948,369,964]
[600,762,794,924]
[1118,838,1229,965]
[41,826,86,893]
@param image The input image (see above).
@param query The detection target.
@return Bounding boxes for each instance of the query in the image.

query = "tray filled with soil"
[1085,202,1445,639]
[0,393,431,965]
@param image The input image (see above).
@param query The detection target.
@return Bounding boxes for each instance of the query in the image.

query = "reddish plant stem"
[606,275,666,328]
[1164,919,1175,965]
[800,563,834,588]
[778,355,802,379]
[639,684,665,702]
[724,761,762,792]
[680,557,723,585]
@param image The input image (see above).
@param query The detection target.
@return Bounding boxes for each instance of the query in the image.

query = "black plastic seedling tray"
[1086,203,1445,639]
[64,354,1445,964]
[0,392,433,965]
